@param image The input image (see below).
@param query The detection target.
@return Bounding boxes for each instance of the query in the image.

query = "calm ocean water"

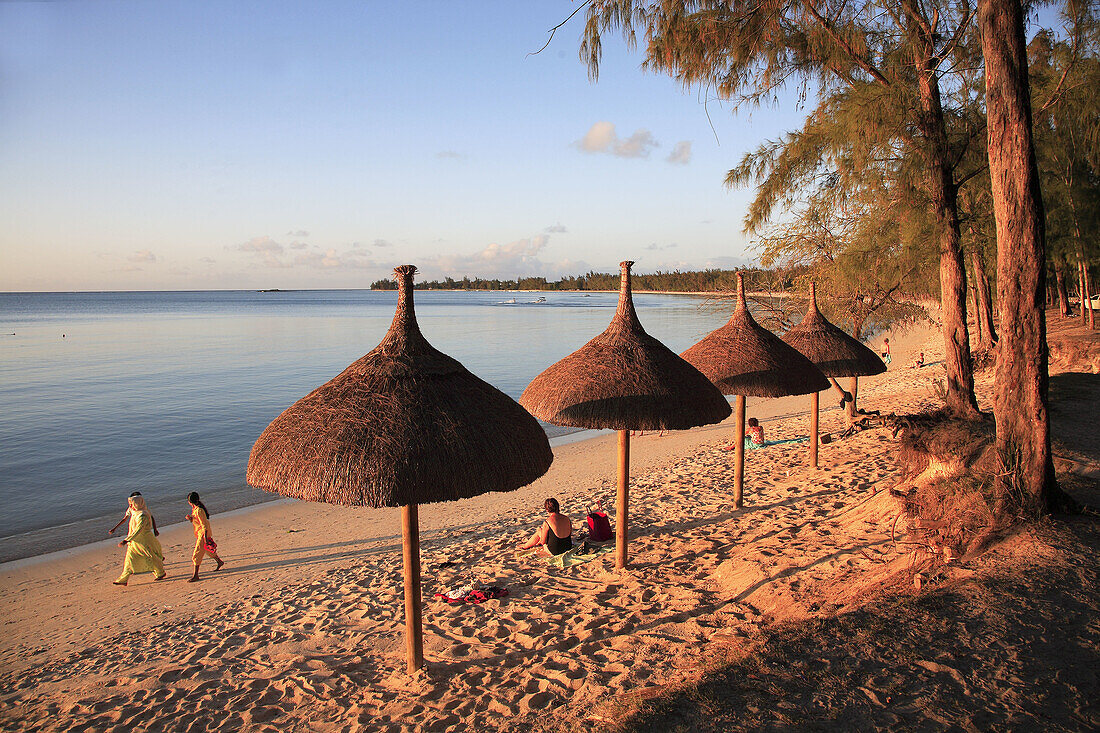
[0,289,730,562]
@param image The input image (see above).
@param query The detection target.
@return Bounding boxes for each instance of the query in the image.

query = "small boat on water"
[530,296,547,304]
[498,298,517,304]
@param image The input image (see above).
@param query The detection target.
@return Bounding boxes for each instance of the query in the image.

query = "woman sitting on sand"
[186,492,224,583]
[113,493,166,585]
[518,498,572,556]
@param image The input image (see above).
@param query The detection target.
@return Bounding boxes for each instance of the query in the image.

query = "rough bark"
[903,0,979,417]
[1054,258,1069,316]
[978,0,1058,511]
[1080,258,1089,326]
[972,250,998,348]
[971,276,984,344]
[1085,259,1095,330]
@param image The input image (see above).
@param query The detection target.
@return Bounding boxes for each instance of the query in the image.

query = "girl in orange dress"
[186,492,224,582]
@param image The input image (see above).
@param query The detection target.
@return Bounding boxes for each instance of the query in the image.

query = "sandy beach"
[1,318,1097,732]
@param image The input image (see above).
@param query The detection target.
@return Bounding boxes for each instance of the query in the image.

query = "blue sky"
[1,1,807,291]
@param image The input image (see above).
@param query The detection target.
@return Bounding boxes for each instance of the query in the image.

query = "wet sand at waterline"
[2,319,1097,732]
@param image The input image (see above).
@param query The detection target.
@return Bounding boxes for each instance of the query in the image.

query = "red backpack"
[586,501,613,542]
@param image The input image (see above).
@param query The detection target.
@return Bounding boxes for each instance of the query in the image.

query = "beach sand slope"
[1,320,1096,732]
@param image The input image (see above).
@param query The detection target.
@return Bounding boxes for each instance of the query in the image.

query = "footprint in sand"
[519,691,555,711]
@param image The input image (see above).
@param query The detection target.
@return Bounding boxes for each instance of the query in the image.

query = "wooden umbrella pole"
[401,504,424,674]
[616,429,630,569]
[810,392,819,468]
[734,394,746,508]
[848,376,859,422]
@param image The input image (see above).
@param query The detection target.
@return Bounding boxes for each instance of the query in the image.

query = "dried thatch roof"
[681,273,829,397]
[519,261,731,430]
[247,265,553,507]
[782,282,887,378]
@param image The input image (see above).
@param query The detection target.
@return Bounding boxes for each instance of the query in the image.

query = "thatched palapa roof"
[681,273,829,397]
[519,261,731,431]
[782,282,887,377]
[247,265,553,507]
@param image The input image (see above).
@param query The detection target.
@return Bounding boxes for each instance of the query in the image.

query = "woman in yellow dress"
[113,493,166,585]
[186,492,224,582]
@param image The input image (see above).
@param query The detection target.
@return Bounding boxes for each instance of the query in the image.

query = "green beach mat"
[547,541,615,569]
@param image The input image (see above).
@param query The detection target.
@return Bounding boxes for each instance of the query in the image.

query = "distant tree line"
[369,268,794,292]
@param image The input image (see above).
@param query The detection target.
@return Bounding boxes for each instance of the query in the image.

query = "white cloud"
[578,121,617,153]
[235,236,288,268]
[127,250,157,263]
[644,243,679,251]
[616,129,658,158]
[702,255,755,269]
[291,247,376,270]
[667,141,692,165]
[544,224,568,234]
[411,234,590,281]
[200,257,216,264]
[576,122,659,158]
[373,238,393,248]
[237,236,284,255]
[286,230,310,237]
[234,235,380,271]
[435,150,463,160]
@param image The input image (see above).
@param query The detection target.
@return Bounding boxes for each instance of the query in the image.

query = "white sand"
[0,321,951,731]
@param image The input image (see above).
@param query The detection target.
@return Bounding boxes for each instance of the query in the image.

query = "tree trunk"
[1085,259,1095,330]
[1080,258,1088,326]
[978,0,1058,511]
[904,1,979,417]
[1054,258,1069,317]
[972,250,998,348]
[971,274,984,345]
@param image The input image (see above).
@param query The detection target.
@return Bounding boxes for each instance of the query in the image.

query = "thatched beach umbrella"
[782,282,886,466]
[247,265,553,673]
[681,273,828,507]
[520,261,731,568]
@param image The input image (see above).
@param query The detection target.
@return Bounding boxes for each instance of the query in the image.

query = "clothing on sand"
[115,510,165,583]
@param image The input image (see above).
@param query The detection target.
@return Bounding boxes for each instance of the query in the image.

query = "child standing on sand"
[186,492,224,582]
[881,337,891,366]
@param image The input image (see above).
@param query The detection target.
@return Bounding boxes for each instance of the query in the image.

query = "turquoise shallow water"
[0,289,730,562]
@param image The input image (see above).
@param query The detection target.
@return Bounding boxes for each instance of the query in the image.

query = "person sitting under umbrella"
[723,417,807,451]
[518,498,573,556]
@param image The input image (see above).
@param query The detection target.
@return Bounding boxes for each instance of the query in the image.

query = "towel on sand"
[546,541,615,569]
[745,436,809,450]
